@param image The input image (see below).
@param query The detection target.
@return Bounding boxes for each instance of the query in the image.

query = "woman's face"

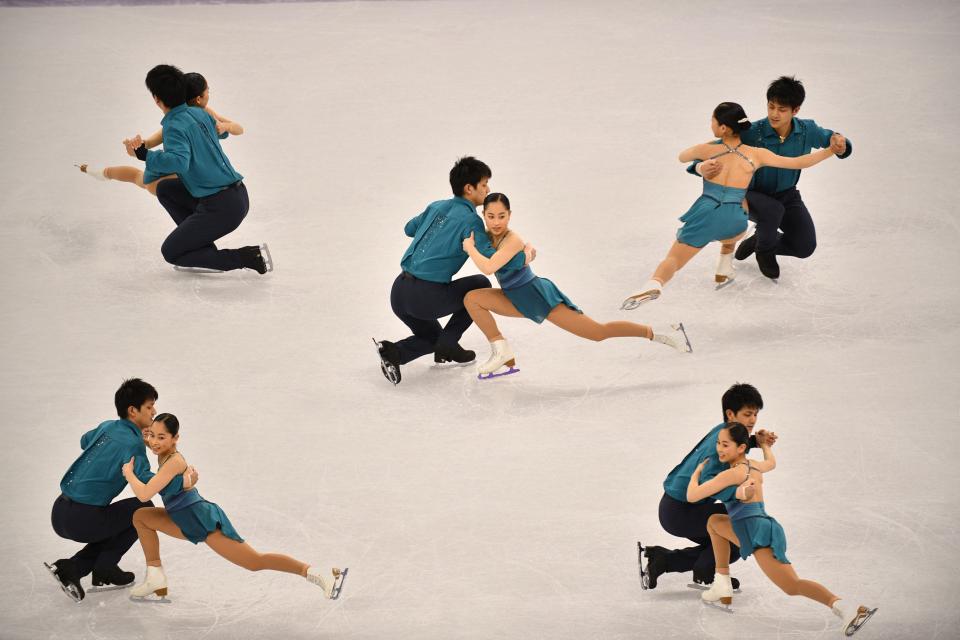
[147,420,178,458]
[483,200,511,237]
[716,428,744,463]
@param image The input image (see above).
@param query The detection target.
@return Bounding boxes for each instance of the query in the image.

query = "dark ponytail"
[714,102,751,134]
[724,421,752,454]
[154,412,180,436]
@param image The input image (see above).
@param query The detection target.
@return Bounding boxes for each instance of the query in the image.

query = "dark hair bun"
[713,102,751,133]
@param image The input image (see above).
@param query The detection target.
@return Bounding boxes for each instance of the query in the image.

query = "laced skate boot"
[477,339,519,379]
[755,250,780,280]
[238,244,274,274]
[715,252,735,288]
[306,566,348,599]
[701,572,733,609]
[373,338,402,385]
[833,600,878,636]
[734,234,756,260]
[44,559,84,603]
[642,545,668,590]
[77,164,108,181]
[130,566,168,599]
[92,565,135,588]
[652,323,692,353]
[434,343,476,364]
[621,280,662,310]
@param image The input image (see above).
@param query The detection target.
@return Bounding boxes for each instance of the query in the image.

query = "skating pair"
[129,565,348,602]
[620,253,737,310]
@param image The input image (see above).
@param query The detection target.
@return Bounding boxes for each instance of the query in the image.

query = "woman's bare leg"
[92,166,175,195]
[132,507,188,567]
[463,288,524,341]
[753,548,839,608]
[204,530,309,576]
[706,513,739,575]
[546,304,653,341]
[651,241,703,286]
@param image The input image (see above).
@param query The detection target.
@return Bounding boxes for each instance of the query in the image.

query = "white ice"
[0,1,958,638]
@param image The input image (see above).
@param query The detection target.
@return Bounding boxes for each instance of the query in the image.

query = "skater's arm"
[463,232,524,275]
[144,127,191,177]
[679,143,719,163]
[755,146,833,170]
[143,129,164,150]
[810,121,852,159]
[687,461,747,503]
[750,442,776,473]
[205,107,244,136]
[122,455,185,501]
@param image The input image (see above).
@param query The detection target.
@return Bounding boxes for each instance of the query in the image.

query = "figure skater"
[122,413,346,600]
[462,192,691,378]
[687,422,877,636]
[78,72,243,195]
[621,102,841,309]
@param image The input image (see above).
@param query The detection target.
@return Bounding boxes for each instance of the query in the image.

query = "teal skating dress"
[676,143,753,248]
[160,456,243,545]
[723,461,789,564]
[494,238,581,324]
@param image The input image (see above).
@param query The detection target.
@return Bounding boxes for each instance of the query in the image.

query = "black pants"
[658,493,741,575]
[51,494,153,577]
[156,179,249,270]
[744,187,817,258]
[389,272,491,364]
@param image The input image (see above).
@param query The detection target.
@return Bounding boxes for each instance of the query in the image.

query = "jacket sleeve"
[80,426,99,449]
[144,126,191,182]
[807,119,853,159]
[132,448,155,484]
[404,208,428,238]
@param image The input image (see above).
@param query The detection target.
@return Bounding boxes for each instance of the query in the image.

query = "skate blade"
[714,276,736,290]
[87,584,132,593]
[431,360,475,369]
[702,600,734,614]
[845,606,878,637]
[173,266,225,274]
[129,594,171,604]
[44,562,83,603]
[637,542,649,590]
[372,338,400,385]
[478,366,519,380]
[621,292,660,310]
[673,322,693,353]
[687,583,741,593]
[329,567,348,600]
[260,242,274,273]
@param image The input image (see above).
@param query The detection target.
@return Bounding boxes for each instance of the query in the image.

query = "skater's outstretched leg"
[204,530,307,576]
[79,164,174,196]
[623,241,701,308]
[463,287,523,341]
[753,548,837,607]
[546,305,653,341]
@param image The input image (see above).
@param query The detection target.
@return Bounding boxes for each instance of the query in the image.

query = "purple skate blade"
[478,367,519,380]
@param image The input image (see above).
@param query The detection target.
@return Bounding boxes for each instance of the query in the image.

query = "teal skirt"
[169,500,244,545]
[676,197,748,248]
[732,513,790,564]
[503,276,581,324]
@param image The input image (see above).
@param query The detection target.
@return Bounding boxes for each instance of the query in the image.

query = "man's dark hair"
[449,156,491,197]
[766,75,805,109]
[145,64,186,109]
[184,72,208,104]
[115,378,158,419]
[721,382,763,421]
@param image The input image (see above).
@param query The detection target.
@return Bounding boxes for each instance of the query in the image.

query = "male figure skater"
[697,76,852,279]
[46,379,196,602]
[126,64,271,273]
[374,157,532,385]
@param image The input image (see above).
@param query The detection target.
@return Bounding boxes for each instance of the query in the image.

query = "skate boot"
[734,234,756,261]
[755,250,780,280]
[238,244,274,274]
[434,343,476,365]
[715,252,735,289]
[306,566,348,599]
[833,600,878,636]
[701,572,733,610]
[77,163,108,181]
[44,559,84,603]
[691,567,740,591]
[91,565,135,591]
[652,323,692,353]
[621,280,662,310]
[130,566,168,599]
[477,339,519,379]
[373,338,401,385]
[641,545,668,590]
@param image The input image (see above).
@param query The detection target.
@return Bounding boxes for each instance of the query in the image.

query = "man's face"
[727,406,759,432]
[463,177,490,206]
[767,101,800,131]
[128,399,157,432]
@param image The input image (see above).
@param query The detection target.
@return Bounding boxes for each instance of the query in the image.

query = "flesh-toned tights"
[102,167,176,196]
[132,507,307,576]
[651,236,743,286]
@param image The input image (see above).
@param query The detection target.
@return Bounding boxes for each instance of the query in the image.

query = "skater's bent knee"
[795,242,816,259]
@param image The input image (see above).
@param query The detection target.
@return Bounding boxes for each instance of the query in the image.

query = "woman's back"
[701,142,758,190]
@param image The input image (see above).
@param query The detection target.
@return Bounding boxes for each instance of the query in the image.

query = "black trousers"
[389,272,491,364]
[658,493,741,575]
[51,494,153,577]
[744,187,817,258]
[156,179,249,271]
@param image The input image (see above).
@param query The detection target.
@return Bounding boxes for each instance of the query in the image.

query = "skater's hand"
[523,243,536,265]
[123,135,143,157]
[462,232,476,253]
[698,158,722,180]
[216,121,229,135]
[830,133,846,155]
[121,456,135,479]
[182,465,198,490]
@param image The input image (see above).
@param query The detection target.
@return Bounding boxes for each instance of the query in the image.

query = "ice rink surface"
[1,0,958,638]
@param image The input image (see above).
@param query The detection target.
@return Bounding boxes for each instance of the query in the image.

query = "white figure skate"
[306,566,348,600]
[715,252,736,290]
[833,600,878,636]
[76,163,108,181]
[129,566,170,603]
[652,323,692,353]
[700,572,734,613]
[621,279,662,310]
[477,339,519,380]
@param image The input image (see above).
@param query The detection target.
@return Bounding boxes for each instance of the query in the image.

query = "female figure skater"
[462,192,691,379]
[78,73,243,194]
[621,102,841,308]
[687,423,877,636]
[121,413,345,600]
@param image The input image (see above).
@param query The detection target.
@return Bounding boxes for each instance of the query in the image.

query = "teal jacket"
[662,423,737,504]
[400,197,525,283]
[143,104,243,198]
[687,117,852,194]
[59,419,154,506]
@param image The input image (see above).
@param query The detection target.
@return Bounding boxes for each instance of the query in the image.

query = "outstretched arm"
[122,455,185,502]
[756,146,834,170]
[463,232,525,275]
[687,460,747,503]
[143,129,164,150]
[750,440,777,473]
